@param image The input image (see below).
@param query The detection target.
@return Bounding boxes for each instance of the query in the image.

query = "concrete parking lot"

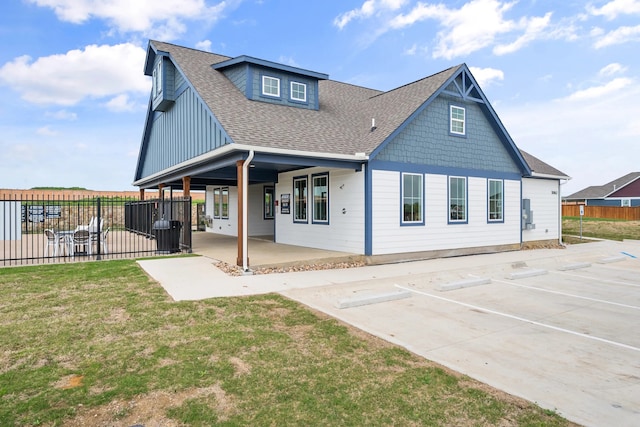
[142,239,640,427]
[280,241,640,427]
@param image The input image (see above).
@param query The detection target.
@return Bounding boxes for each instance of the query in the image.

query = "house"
[133,40,570,267]
[564,172,640,207]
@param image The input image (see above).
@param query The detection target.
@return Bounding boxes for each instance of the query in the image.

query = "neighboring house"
[133,40,570,266]
[565,172,640,207]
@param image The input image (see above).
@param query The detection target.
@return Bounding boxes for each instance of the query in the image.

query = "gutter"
[242,150,254,272]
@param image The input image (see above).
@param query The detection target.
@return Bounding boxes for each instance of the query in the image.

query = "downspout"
[242,150,255,272]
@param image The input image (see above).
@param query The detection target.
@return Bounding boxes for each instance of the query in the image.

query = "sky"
[0,0,638,196]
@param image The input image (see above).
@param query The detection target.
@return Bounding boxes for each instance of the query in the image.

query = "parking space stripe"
[395,284,640,353]
[554,271,640,288]
[472,275,640,311]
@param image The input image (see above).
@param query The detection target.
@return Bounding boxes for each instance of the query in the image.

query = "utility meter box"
[522,199,535,230]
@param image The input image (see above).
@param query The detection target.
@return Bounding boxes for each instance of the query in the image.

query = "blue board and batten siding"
[140,85,232,178]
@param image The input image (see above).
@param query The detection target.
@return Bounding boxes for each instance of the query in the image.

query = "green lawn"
[563,217,640,241]
[0,260,575,426]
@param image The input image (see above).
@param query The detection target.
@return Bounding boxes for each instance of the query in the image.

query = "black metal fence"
[1,194,192,266]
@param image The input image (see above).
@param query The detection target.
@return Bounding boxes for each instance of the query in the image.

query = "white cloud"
[493,12,552,55]
[0,43,149,106]
[587,0,640,20]
[45,109,78,120]
[104,94,137,112]
[562,77,633,101]
[593,24,640,48]
[278,56,300,67]
[334,0,407,29]
[27,0,231,39]
[469,67,504,87]
[36,126,59,136]
[599,62,627,76]
[387,0,558,60]
[195,39,213,52]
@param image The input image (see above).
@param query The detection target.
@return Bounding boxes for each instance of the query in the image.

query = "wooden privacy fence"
[562,205,640,220]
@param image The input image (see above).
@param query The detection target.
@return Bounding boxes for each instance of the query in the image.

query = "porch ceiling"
[141,150,365,191]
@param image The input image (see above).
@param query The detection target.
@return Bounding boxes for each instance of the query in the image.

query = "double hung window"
[402,173,423,224]
[488,179,504,221]
[449,177,467,222]
[293,176,307,222]
[450,105,465,135]
[152,60,163,99]
[264,187,275,220]
[312,174,328,223]
[212,187,229,219]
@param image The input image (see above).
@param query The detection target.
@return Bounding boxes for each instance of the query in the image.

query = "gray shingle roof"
[565,172,640,200]
[150,40,459,157]
[519,150,570,179]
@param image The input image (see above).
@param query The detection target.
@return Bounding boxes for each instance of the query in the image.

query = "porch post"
[183,176,191,198]
[236,160,244,266]
[139,188,145,201]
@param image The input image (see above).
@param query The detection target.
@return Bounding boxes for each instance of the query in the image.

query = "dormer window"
[291,81,307,102]
[262,76,280,97]
[152,60,163,99]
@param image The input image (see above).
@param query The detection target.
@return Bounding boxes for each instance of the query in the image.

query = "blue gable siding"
[140,86,232,178]
[375,94,520,174]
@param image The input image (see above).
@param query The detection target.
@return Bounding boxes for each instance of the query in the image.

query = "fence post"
[96,197,102,260]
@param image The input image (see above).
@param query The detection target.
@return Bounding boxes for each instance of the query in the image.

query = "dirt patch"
[54,374,84,390]
[63,385,230,427]
[521,240,565,250]
[229,356,251,377]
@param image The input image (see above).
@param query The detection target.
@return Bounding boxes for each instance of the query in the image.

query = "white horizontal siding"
[522,178,561,242]
[372,171,521,255]
[205,184,274,237]
[275,167,364,253]
[205,185,237,236]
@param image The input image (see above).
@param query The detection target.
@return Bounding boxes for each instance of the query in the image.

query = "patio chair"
[71,229,91,258]
[44,229,59,257]
[91,226,109,254]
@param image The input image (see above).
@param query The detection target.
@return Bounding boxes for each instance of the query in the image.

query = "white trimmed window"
[212,187,229,219]
[312,174,328,223]
[488,179,503,221]
[450,105,465,135]
[293,176,307,222]
[262,75,280,97]
[213,188,220,218]
[449,176,467,222]
[402,173,423,223]
[291,81,307,102]
[152,60,163,98]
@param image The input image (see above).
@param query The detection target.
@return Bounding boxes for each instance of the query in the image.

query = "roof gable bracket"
[442,69,485,104]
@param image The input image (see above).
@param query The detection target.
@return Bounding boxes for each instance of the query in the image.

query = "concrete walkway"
[138,239,640,427]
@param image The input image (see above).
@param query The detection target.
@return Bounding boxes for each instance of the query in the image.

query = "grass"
[0,260,575,426]
[563,217,640,242]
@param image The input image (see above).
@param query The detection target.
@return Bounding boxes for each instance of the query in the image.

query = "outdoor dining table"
[54,230,93,257]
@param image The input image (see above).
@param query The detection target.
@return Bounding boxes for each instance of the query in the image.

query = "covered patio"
[190,231,364,270]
